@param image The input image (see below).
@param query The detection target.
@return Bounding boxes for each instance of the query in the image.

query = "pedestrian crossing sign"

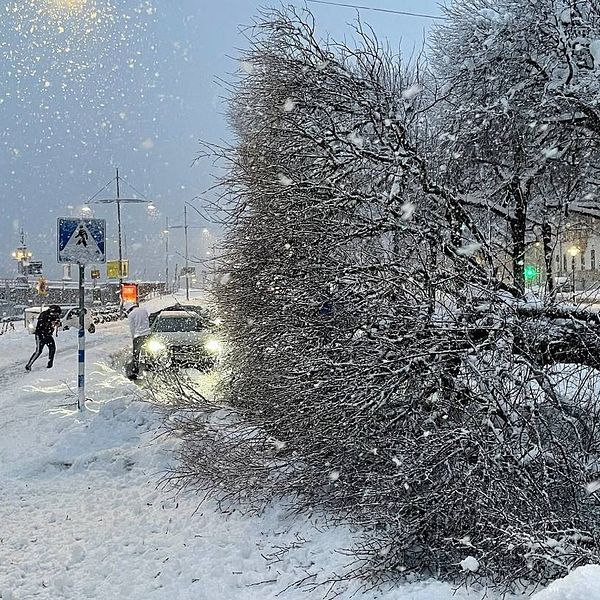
[57,218,106,264]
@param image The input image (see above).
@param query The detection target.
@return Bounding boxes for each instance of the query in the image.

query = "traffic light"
[524,265,538,281]
[36,277,49,296]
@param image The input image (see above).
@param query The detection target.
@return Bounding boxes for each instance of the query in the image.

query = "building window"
[581,253,586,270]
[592,249,596,271]
[556,254,560,266]
[564,255,568,272]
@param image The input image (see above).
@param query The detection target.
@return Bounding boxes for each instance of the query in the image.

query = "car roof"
[160,304,207,312]
[156,310,200,319]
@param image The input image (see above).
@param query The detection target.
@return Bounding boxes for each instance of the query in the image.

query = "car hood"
[150,330,214,346]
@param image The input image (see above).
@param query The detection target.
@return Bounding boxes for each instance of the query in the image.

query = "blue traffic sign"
[57,218,106,264]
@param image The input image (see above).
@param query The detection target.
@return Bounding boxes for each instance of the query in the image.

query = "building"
[552,216,600,292]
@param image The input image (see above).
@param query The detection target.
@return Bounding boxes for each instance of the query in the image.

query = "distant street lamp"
[568,245,579,302]
[11,228,32,277]
[162,217,170,293]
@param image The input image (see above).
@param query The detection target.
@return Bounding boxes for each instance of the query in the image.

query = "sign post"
[78,263,85,409]
[57,218,106,410]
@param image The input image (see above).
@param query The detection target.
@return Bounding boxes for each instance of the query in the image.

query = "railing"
[0,278,81,289]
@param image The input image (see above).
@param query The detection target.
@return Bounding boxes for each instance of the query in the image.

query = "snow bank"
[1,323,501,599]
[531,565,600,599]
[1,316,582,599]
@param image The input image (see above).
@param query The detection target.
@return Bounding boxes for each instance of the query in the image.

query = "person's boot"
[25,364,32,371]
[47,361,53,369]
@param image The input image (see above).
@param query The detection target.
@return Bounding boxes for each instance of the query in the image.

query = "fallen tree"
[173,5,600,592]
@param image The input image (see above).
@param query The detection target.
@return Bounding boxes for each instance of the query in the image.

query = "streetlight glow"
[568,246,579,302]
[44,0,89,16]
[78,204,93,218]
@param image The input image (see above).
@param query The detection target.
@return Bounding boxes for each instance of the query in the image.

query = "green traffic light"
[524,265,538,281]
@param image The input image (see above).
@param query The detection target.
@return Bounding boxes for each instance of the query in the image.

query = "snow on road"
[0,313,597,599]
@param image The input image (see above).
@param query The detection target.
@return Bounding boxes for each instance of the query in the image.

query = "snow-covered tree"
[432,0,600,295]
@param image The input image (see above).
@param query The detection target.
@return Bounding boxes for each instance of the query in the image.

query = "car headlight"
[204,338,223,355]
[144,338,167,355]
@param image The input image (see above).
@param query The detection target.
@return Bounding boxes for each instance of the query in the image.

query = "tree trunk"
[510,202,526,296]
[542,222,555,300]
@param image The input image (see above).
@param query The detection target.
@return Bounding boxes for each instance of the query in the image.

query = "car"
[141,308,223,369]
[25,306,68,334]
[62,307,96,333]
[24,306,45,334]
[148,303,212,327]
[24,305,92,334]
[553,276,574,293]
[1,314,23,323]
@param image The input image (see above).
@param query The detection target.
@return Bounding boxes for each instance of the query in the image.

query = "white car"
[142,309,222,368]
[62,307,96,333]
[24,306,45,334]
[24,305,95,334]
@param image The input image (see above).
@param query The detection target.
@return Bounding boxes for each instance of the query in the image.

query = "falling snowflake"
[277,173,293,186]
[283,98,296,112]
[401,83,423,100]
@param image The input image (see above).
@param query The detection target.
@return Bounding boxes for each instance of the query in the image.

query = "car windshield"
[153,316,204,332]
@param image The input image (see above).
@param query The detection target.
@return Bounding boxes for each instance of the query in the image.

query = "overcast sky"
[0,0,443,280]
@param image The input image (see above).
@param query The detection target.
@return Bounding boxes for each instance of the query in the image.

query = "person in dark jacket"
[25,305,62,371]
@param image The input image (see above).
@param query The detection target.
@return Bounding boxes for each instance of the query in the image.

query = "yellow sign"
[107,260,129,279]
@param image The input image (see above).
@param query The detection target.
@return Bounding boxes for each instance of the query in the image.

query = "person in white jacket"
[124,301,150,377]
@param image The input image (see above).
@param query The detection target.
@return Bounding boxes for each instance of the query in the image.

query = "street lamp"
[11,228,32,277]
[87,168,151,294]
[181,204,190,301]
[162,217,170,293]
[167,201,207,301]
[170,204,191,301]
[568,245,579,302]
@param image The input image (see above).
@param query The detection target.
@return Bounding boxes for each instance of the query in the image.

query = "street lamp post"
[167,201,206,302]
[88,168,151,301]
[164,209,190,300]
[184,204,189,301]
[163,216,170,294]
[116,169,123,288]
[568,246,579,303]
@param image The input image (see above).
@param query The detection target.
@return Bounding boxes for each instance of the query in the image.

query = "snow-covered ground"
[0,300,598,599]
